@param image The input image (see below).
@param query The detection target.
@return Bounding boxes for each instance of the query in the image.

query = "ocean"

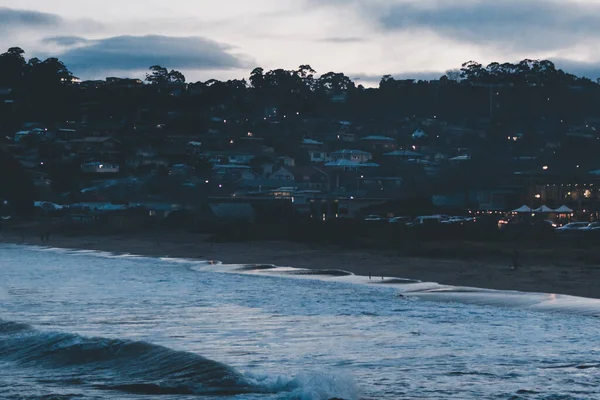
[1,243,599,400]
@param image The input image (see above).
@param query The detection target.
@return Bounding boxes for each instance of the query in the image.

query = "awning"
[533,205,555,213]
[554,205,573,213]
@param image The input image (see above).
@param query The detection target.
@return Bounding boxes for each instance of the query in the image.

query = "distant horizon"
[3,1,600,86]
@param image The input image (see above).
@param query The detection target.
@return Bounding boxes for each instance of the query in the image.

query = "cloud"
[307,0,600,52]
[0,7,62,30]
[43,36,89,47]
[44,35,251,74]
[552,59,600,81]
[319,37,366,43]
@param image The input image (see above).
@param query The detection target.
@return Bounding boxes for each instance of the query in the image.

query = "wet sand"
[2,230,600,299]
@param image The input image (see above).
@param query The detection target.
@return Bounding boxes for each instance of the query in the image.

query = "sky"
[2,0,600,86]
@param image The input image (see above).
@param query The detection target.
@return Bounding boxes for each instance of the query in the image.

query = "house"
[227,153,256,165]
[270,167,295,182]
[412,129,427,139]
[289,166,330,192]
[360,135,397,152]
[213,164,256,182]
[265,166,330,192]
[0,88,15,105]
[105,77,144,88]
[276,156,296,167]
[69,137,122,160]
[330,149,372,163]
[383,150,426,159]
[324,159,380,172]
[323,132,356,143]
[81,162,120,174]
[302,138,329,163]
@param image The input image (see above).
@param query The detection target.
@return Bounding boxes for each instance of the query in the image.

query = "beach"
[2,229,599,299]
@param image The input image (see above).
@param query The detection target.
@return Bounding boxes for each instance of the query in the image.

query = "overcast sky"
[2,0,600,85]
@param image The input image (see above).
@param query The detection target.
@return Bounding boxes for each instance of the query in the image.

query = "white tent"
[554,205,573,213]
[533,205,555,213]
[512,205,532,213]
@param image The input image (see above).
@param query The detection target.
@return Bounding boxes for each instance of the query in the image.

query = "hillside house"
[330,149,372,163]
[360,135,397,153]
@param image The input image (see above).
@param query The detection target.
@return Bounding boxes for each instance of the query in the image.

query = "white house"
[412,129,427,139]
[81,162,120,174]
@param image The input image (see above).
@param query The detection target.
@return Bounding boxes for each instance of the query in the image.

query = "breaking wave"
[0,320,258,395]
[0,320,357,399]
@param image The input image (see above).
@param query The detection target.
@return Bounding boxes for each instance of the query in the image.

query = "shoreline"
[2,230,600,299]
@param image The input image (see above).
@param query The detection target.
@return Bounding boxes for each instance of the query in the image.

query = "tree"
[249,67,265,89]
[168,69,186,84]
[27,57,72,86]
[0,47,27,86]
[317,72,355,93]
[146,65,168,84]
[145,65,186,84]
[445,69,461,82]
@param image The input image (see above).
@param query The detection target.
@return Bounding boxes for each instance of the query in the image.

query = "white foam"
[246,369,359,400]
[11,243,600,318]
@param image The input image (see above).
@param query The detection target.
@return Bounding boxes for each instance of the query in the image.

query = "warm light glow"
[542,166,549,170]
[535,194,541,199]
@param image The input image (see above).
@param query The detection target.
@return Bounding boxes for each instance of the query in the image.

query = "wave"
[0,320,357,399]
[284,269,354,277]
[16,243,600,319]
[0,319,261,396]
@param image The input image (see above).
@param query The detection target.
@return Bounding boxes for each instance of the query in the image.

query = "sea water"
[0,244,599,399]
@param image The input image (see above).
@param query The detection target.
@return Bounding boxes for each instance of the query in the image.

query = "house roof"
[361,135,395,142]
[330,149,371,156]
[302,138,323,145]
[449,155,471,161]
[384,150,424,157]
[70,137,118,144]
[325,160,380,168]
[287,166,328,182]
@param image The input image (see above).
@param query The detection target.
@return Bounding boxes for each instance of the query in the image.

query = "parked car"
[408,215,445,227]
[556,222,589,232]
[580,222,600,231]
[364,214,385,221]
[389,216,410,224]
[441,217,467,224]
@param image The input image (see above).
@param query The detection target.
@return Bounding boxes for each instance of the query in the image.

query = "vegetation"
[1,46,599,131]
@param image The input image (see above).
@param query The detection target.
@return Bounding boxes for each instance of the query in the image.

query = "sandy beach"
[2,230,600,299]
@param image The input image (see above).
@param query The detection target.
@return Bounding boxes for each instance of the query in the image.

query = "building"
[360,135,397,152]
[81,162,120,174]
[330,149,372,163]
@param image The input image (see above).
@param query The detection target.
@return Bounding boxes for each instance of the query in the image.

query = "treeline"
[2,46,600,131]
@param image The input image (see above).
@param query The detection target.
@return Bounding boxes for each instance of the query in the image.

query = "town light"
[535,194,541,199]
[542,166,549,170]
